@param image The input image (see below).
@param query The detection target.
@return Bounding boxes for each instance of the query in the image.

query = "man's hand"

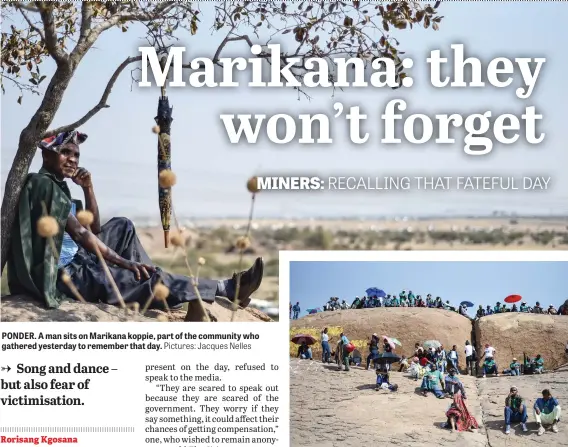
[125,261,156,281]
[535,408,540,415]
[72,167,93,188]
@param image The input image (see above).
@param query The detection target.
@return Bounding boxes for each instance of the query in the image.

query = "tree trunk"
[0,64,74,274]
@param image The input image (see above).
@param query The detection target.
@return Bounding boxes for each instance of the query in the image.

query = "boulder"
[0,294,272,323]
[290,307,473,369]
[475,313,568,370]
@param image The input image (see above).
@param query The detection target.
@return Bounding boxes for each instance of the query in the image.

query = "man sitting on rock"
[509,358,521,376]
[6,130,264,321]
[444,368,466,398]
[547,304,557,315]
[482,358,498,378]
[297,342,312,360]
[532,354,544,374]
[420,364,445,398]
[504,386,528,434]
[533,301,544,314]
[475,305,485,318]
[534,389,561,435]
[485,305,493,315]
[520,301,530,312]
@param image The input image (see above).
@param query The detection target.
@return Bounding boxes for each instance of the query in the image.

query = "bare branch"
[44,55,142,137]
[11,1,39,12]
[212,35,253,64]
[16,6,45,41]
[36,2,69,65]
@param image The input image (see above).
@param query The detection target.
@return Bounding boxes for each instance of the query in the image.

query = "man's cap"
[512,358,517,361]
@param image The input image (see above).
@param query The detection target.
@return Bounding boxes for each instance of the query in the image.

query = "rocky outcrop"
[290,307,473,369]
[0,294,272,323]
[475,313,568,370]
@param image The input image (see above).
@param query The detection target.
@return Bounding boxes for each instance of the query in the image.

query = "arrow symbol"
[0,366,11,372]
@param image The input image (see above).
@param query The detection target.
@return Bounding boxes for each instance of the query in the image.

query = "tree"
[0,0,443,272]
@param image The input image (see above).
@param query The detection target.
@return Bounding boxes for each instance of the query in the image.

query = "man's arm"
[72,168,101,234]
[66,214,153,280]
[82,184,101,234]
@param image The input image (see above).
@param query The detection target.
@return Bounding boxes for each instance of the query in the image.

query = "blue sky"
[289,261,568,317]
[2,3,568,220]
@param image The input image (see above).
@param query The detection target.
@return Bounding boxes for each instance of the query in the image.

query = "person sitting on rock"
[511,304,518,312]
[416,295,425,307]
[297,342,312,360]
[421,364,445,398]
[476,305,485,318]
[444,368,467,398]
[504,386,528,434]
[6,130,264,321]
[532,354,544,374]
[547,304,557,315]
[520,301,530,312]
[558,299,568,315]
[509,358,521,376]
[485,305,493,315]
[534,389,561,435]
[482,357,498,378]
[399,355,410,372]
[533,301,544,314]
[443,392,479,433]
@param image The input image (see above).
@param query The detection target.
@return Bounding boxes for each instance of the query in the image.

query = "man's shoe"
[231,257,264,308]
[552,422,558,433]
[538,425,545,436]
[522,423,528,432]
[505,425,510,435]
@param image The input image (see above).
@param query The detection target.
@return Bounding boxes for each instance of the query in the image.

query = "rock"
[290,356,568,447]
[475,313,568,370]
[290,308,473,369]
[0,294,272,323]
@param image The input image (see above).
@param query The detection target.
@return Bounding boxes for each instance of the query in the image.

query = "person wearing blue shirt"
[534,389,561,436]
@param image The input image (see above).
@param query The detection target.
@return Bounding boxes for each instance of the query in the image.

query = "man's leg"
[95,217,264,308]
[504,407,512,433]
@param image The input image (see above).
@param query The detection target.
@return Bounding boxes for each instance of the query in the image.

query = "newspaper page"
[1,2,567,447]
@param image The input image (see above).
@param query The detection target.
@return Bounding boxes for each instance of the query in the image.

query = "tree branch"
[44,55,142,137]
[211,34,253,64]
[11,1,39,12]
[79,2,94,39]
[16,6,45,41]
[36,2,69,65]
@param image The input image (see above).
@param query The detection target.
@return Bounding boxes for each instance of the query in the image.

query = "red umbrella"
[504,294,522,304]
[291,334,317,345]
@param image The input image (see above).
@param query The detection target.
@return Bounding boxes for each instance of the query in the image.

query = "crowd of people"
[295,330,565,437]
[290,295,568,319]
[475,299,568,317]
